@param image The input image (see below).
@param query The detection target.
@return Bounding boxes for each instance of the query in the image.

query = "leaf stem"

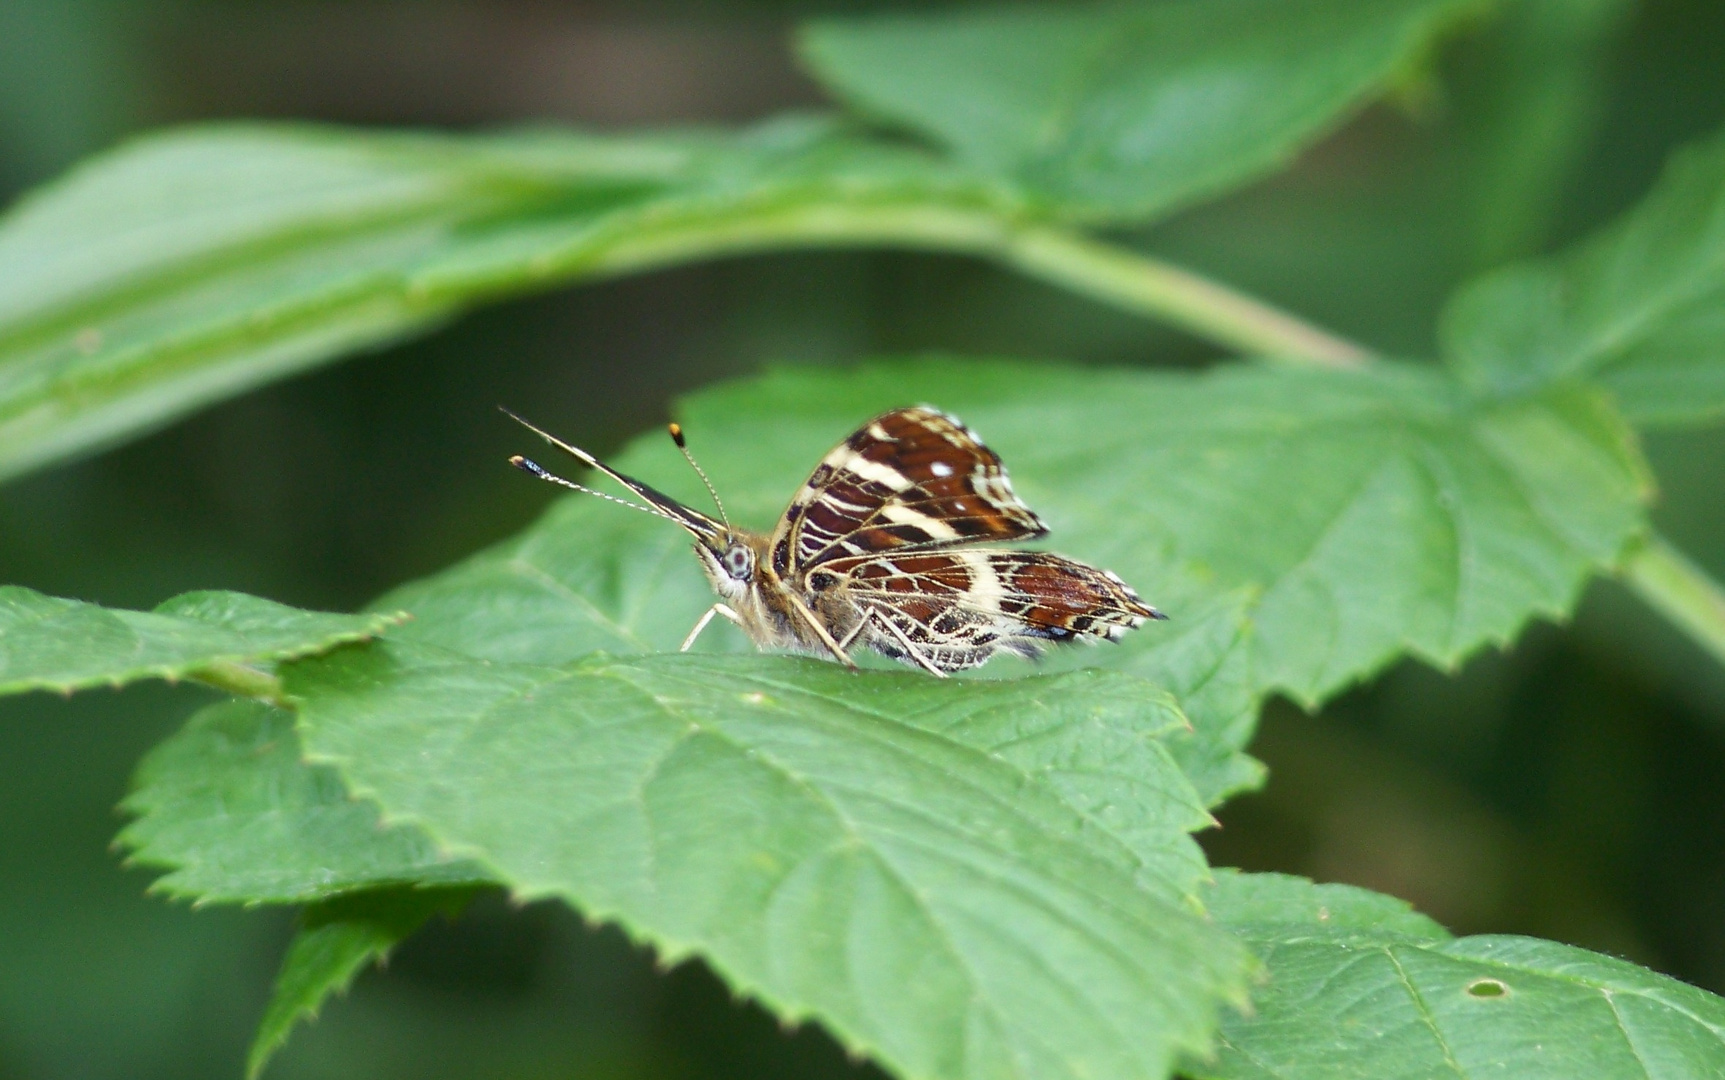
[191,660,289,707]
[1618,535,1725,668]
[440,204,1373,367]
[1003,227,1371,367]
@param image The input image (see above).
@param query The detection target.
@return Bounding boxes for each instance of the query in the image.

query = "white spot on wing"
[954,550,1007,612]
[827,454,915,491]
[880,503,960,539]
[929,461,954,478]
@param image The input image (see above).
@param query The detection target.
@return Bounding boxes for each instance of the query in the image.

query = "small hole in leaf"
[1467,978,1508,999]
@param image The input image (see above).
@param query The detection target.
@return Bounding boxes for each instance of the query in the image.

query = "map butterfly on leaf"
[505,406,1163,677]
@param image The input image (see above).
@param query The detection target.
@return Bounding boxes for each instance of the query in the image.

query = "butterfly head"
[690,529,767,604]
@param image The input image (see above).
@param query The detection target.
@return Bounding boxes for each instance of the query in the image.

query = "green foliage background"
[3,1,1725,1078]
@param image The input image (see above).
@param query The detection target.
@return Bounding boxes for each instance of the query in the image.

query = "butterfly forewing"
[770,407,1047,576]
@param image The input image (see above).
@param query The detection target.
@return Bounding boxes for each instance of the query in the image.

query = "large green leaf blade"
[286,645,1255,1080]
[1189,871,1725,1079]
[636,358,1644,707]
[117,700,488,904]
[117,632,1248,1072]
[1443,125,1725,426]
[799,0,1476,221]
[0,586,402,697]
[0,119,1019,483]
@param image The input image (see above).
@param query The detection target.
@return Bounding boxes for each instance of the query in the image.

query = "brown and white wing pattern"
[768,406,1046,577]
[822,550,1163,673]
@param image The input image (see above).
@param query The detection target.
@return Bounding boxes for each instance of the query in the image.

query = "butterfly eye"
[808,572,836,592]
[723,546,753,579]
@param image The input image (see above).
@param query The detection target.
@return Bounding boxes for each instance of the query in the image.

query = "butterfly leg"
[836,615,869,653]
[867,608,950,679]
[782,591,858,668]
[680,603,744,652]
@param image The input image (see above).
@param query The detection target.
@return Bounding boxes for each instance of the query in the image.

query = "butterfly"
[504,405,1164,677]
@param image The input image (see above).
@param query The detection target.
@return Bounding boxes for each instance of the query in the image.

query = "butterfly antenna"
[507,455,668,519]
[667,422,729,528]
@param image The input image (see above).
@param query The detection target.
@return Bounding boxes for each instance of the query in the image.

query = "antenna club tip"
[667,422,686,448]
[508,454,526,467]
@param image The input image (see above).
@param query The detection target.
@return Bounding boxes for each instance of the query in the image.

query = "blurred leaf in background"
[0,0,150,197]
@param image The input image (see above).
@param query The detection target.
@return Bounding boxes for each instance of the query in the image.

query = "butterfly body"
[507,405,1162,676]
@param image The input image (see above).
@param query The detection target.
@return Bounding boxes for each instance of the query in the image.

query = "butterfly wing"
[768,406,1047,577]
[825,549,1161,673]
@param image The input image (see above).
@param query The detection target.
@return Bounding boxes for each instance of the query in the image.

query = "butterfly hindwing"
[769,406,1047,576]
[823,549,1160,672]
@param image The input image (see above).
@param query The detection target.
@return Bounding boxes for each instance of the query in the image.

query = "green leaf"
[0,117,1020,483]
[1444,124,1725,426]
[286,645,1256,1080]
[0,586,402,698]
[1189,871,1725,1079]
[1202,868,1452,943]
[117,699,491,904]
[798,0,1477,221]
[247,886,478,1080]
[431,357,1642,711]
